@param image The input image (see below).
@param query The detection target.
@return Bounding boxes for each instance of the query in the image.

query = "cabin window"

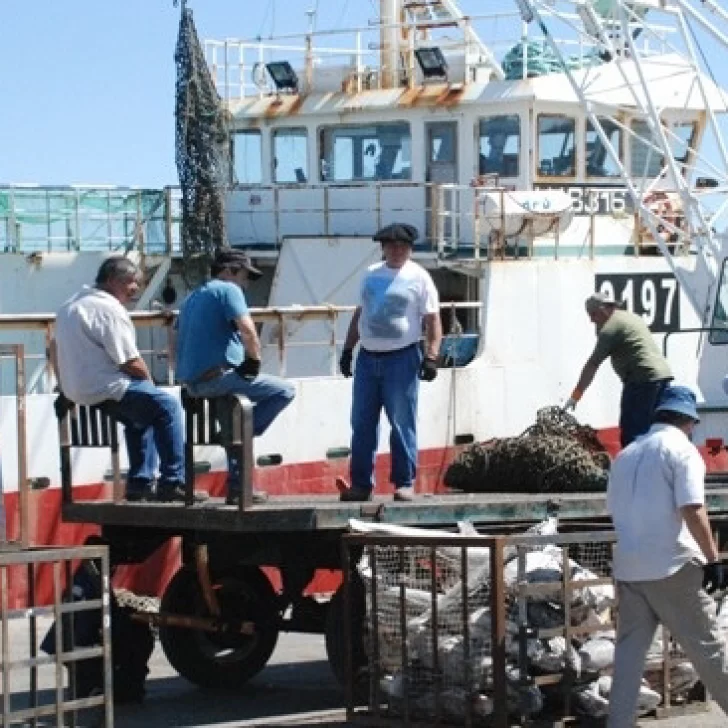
[630,120,697,178]
[586,118,622,177]
[710,258,728,345]
[670,122,696,166]
[630,120,662,178]
[319,122,411,182]
[232,131,263,184]
[273,128,308,183]
[537,115,576,177]
[478,115,520,177]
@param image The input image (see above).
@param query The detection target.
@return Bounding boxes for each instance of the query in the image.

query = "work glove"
[564,397,578,412]
[339,348,353,378]
[53,392,75,420]
[419,356,438,382]
[702,562,728,594]
[236,357,261,381]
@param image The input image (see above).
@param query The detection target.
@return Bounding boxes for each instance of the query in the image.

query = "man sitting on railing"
[52,256,189,503]
[175,248,295,506]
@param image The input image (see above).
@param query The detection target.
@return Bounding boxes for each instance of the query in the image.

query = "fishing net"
[174,2,231,284]
[444,407,610,494]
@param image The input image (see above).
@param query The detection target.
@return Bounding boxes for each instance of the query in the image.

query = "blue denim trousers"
[619,378,671,447]
[101,379,185,494]
[186,370,295,493]
[350,345,421,492]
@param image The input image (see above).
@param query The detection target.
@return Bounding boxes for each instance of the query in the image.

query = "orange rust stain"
[398,84,466,108]
[262,94,306,118]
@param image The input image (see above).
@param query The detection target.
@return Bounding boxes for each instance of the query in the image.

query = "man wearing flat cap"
[607,385,728,726]
[337,223,442,502]
[565,291,672,446]
[175,248,295,505]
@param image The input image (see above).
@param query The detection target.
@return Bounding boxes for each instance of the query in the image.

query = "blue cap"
[654,385,700,422]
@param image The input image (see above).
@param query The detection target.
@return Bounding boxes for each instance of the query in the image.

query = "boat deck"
[61,485,728,533]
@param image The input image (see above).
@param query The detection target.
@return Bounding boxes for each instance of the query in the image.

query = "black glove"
[340,348,353,378]
[419,356,438,382]
[236,357,261,381]
[702,562,728,594]
[54,392,75,420]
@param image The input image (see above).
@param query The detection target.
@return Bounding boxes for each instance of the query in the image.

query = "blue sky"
[0,1,377,188]
[2,1,727,189]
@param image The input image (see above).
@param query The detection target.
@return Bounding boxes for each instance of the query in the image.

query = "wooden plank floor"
[61,487,728,533]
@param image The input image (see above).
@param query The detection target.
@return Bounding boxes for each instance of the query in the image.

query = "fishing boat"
[3,0,728,610]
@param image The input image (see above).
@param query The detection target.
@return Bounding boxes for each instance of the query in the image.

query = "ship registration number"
[595,273,679,333]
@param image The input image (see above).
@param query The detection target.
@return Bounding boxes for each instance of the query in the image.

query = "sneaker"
[157,483,209,503]
[226,490,269,506]
[339,487,373,502]
[393,486,415,502]
[125,488,153,503]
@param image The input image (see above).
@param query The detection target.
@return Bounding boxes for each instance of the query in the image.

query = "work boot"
[393,486,415,502]
[225,490,269,506]
[157,482,209,503]
[339,487,373,502]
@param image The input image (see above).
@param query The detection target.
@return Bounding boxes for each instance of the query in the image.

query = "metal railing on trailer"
[0,343,114,727]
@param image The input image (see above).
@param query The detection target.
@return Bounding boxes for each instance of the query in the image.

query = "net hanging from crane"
[174,2,231,283]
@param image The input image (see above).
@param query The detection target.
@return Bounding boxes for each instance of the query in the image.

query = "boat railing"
[0,185,182,256]
[0,301,482,396]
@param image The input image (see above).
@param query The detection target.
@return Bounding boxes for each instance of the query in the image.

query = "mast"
[380,0,402,88]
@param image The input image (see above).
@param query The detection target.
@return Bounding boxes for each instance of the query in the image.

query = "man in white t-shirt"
[337,223,442,502]
[606,385,728,727]
[53,257,187,502]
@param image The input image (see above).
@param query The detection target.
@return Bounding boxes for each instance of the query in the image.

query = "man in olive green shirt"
[565,292,672,447]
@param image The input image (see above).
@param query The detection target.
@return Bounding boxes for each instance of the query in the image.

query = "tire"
[325,577,369,702]
[159,566,279,689]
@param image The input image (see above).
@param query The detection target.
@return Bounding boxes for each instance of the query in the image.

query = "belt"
[194,365,230,384]
[361,343,419,357]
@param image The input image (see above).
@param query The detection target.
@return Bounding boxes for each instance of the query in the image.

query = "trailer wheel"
[325,577,368,701]
[159,566,279,689]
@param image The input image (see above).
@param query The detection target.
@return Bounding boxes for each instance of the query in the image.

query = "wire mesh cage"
[343,524,710,726]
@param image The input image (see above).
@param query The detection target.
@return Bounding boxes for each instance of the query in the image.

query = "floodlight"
[414,47,448,80]
[266,61,299,93]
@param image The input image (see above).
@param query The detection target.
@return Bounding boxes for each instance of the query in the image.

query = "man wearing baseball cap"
[337,222,442,502]
[175,248,295,505]
[607,385,728,726]
[565,291,672,446]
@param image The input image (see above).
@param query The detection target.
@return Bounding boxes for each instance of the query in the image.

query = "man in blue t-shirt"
[176,249,295,504]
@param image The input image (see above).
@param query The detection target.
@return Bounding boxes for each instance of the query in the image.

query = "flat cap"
[213,248,262,280]
[373,223,419,245]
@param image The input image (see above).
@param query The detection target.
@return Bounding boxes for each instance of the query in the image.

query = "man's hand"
[564,397,578,412]
[54,392,75,420]
[236,357,261,381]
[419,356,438,382]
[339,349,353,378]
[702,562,728,594]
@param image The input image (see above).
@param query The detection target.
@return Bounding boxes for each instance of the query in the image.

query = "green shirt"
[588,309,672,384]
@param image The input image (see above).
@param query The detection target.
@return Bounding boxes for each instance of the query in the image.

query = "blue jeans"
[186,370,295,493]
[620,379,671,447]
[350,345,421,492]
[101,379,185,494]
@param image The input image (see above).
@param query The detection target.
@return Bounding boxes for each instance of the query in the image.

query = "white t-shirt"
[55,286,139,405]
[357,259,439,352]
[607,423,705,582]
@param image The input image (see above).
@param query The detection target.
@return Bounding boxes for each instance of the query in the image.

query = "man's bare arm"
[234,314,262,360]
[49,338,62,389]
[423,312,443,360]
[343,307,362,351]
[681,504,720,563]
[571,359,600,401]
[120,357,152,381]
